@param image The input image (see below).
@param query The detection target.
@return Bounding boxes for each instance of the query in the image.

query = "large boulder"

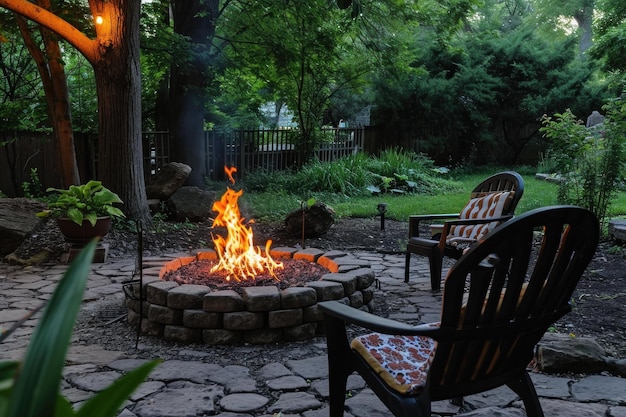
[166,186,217,222]
[285,202,335,237]
[586,110,605,128]
[146,162,192,200]
[0,198,47,257]
[536,332,626,376]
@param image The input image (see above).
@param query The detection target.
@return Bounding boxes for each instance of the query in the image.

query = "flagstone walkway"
[2,251,626,417]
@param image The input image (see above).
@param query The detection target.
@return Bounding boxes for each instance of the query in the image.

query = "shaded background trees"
[370,0,608,166]
[1,0,625,202]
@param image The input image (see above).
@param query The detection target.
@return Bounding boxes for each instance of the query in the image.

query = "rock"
[586,110,605,128]
[146,162,192,200]
[4,248,53,266]
[285,202,335,237]
[165,186,216,222]
[608,219,626,243]
[0,198,47,257]
[536,333,619,375]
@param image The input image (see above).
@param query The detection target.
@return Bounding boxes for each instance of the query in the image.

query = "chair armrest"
[409,213,460,237]
[319,300,438,337]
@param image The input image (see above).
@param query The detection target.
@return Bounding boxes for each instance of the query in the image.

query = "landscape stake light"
[377,203,388,230]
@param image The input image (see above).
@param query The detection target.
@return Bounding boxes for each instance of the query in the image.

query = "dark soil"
[8,212,626,358]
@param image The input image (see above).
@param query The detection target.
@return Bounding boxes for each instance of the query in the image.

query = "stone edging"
[125,247,376,345]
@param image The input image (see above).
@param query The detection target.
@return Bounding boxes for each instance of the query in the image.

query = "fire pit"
[125,167,376,344]
[126,248,376,344]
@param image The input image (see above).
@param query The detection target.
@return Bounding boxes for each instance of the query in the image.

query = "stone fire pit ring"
[126,247,376,345]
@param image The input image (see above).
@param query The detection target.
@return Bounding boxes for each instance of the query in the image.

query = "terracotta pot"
[56,216,112,245]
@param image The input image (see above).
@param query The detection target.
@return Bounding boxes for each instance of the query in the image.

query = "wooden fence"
[1,127,366,197]
[204,127,365,181]
[0,131,96,198]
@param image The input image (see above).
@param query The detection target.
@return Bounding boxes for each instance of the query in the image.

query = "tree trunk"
[92,0,149,225]
[169,0,218,187]
[0,0,150,224]
[169,73,206,186]
[15,2,80,187]
[44,25,81,186]
[574,0,594,56]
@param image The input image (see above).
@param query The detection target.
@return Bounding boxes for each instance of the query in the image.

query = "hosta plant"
[37,180,125,226]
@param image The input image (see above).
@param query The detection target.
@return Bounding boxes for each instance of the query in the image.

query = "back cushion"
[448,191,512,241]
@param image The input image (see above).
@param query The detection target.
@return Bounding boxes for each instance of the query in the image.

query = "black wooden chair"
[321,206,599,417]
[405,171,524,290]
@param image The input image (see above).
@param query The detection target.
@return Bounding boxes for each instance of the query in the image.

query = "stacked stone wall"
[126,247,376,344]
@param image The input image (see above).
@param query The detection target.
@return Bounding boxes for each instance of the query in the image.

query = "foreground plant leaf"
[0,361,20,416]
[5,240,96,417]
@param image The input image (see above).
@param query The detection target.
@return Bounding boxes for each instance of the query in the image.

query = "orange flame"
[210,166,283,281]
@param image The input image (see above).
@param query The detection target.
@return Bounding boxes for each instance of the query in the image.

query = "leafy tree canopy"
[590,0,626,72]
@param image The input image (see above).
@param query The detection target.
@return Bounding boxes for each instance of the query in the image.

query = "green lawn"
[241,172,626,223]
[328,174,560,221]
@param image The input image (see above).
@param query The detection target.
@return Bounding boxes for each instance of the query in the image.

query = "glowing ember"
[210,166,283,281]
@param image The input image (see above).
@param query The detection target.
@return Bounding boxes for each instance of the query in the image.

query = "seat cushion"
[351,333,437,395]
[448,191,512,241]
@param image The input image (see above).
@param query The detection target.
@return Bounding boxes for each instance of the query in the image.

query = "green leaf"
[0,361,19,416]
[0,361,19,390]
[35,209,51,218]
[0,395,9,417]
[6,241,96,417]
[93,189,123,206]
[104,206,125,218]
[75,360,160,417]
[53,395,76,417]
[84,212,98,227]
[81,180,103,196]
[66,207,84,225]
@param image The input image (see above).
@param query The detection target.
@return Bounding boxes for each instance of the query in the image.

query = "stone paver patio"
[2,250,625,417]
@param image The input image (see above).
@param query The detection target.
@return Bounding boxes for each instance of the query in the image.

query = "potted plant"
[37,180,125,244]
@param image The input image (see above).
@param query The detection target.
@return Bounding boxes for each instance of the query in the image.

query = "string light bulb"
[95,15,103,25]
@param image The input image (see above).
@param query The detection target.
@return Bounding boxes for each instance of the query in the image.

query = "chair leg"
[324,315,354,417]
[328,369,348,417]
[506,372,544,417]
[405,251,411,283]
[428,254,442,291]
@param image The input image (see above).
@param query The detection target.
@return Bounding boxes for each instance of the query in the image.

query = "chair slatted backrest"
[429,206,598,395]
[468,171,524,215]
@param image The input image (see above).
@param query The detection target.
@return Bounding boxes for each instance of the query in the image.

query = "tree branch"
[0,0,98,64]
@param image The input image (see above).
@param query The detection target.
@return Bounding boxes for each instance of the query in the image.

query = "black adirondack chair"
[405,171,524,290]
[321,205,599,417]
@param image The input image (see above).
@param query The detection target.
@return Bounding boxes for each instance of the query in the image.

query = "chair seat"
[351,333,437,395]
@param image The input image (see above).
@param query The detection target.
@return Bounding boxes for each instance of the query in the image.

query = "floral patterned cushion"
[350,333,437,395]
[448,191,513,241]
